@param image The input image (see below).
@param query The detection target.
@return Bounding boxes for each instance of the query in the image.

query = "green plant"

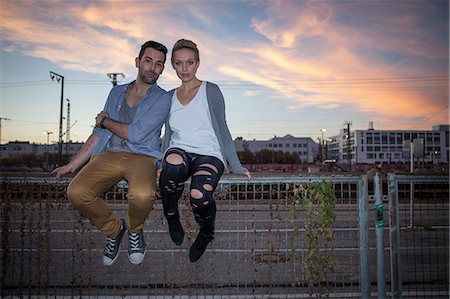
[290,182,337,297]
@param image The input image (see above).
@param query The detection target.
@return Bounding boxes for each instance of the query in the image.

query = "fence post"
[388,173,402,298]
[359,175,371,298]
[374,173,386,298]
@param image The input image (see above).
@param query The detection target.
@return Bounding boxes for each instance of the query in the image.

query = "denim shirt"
[92,81,171,160]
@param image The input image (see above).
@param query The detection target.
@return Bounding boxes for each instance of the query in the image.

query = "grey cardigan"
[161,81,247,174]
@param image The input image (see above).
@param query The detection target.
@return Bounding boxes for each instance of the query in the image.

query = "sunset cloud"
[0,0,447,143]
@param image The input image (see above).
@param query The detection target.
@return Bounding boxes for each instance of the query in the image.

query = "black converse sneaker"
[128,230,146,265]
[103,219,126,267]
[189,233,214,263]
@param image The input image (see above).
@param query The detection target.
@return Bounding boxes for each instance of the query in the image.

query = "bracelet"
[100,116,108,129]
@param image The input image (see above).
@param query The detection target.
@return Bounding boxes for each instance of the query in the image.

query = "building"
[234,134,319,164]
[326,124,449,164]
[0,141,83,158]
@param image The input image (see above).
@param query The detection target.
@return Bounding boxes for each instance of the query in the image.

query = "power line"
[412,105,449,129]
[2,75,448,89]
[0,79,111,88]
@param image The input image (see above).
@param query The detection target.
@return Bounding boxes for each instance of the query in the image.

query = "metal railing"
[1,173,448,298]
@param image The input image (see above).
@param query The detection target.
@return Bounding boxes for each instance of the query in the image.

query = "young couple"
[53,39,251,267]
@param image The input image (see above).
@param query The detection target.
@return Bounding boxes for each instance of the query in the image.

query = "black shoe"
[167,213,184,246]
[189,233,214,262]
[103,219,126,267]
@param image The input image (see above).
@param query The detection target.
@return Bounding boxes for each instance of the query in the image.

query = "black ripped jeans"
[159,147,224,236]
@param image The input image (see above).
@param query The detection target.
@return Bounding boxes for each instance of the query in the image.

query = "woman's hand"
[95,111,109,128]
[244,169,252,180]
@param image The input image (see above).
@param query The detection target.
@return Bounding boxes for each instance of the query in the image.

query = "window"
[389,133,395,144]
[293,144,297,148]
[374,135,381,144]
[286,144,290,148]
[434,134,440,143]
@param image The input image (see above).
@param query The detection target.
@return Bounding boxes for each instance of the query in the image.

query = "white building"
[234,134,319,163]
[327,124,449,164]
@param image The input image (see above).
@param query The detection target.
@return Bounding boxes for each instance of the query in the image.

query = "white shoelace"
[105,238,116,255]
[129,233,141,252]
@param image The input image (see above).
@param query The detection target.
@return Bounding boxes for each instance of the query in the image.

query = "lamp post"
[50,71,64,166]
[44,130,53,169]
[320,128,327,162]
[44,130,53,149]
[0,117,11,145]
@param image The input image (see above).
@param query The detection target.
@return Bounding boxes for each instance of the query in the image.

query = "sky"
[0,0,449,145]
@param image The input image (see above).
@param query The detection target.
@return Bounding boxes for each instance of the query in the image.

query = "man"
[52,40,171,267]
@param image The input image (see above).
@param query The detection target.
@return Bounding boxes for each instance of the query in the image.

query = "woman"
[159,39,251,262]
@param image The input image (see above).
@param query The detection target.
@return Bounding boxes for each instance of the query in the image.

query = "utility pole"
[344,121,352,167]
[107,73,125,86]
[0,117,11,145]
[50,71,64,166]
[66,99,70,156]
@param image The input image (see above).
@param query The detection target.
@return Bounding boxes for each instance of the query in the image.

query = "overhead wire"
[1,75,448,89]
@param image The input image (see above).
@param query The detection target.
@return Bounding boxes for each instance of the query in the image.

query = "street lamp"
[44,130,53,153]
[320,128,327,162]
[44,130,53,146]
[50,71,64,166]
[320,128,327,145]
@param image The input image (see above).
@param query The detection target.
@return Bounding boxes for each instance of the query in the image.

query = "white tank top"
[168,81,224,162]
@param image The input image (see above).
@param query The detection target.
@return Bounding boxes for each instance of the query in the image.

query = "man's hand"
[95,111,109,128]
[51,164,74,181]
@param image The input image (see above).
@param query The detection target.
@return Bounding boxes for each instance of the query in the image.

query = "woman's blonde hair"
[171,39,200,63]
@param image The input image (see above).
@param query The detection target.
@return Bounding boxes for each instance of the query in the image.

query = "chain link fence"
[1,173,448,298]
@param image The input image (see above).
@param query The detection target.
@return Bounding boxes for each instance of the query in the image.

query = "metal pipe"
[388,173,402,298]
[359,175,371,298]
[374,173,386,298]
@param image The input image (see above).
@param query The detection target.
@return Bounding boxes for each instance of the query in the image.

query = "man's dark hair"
[139,41,168,60]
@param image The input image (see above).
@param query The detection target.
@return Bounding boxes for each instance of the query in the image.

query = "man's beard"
[140,71,159,85]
